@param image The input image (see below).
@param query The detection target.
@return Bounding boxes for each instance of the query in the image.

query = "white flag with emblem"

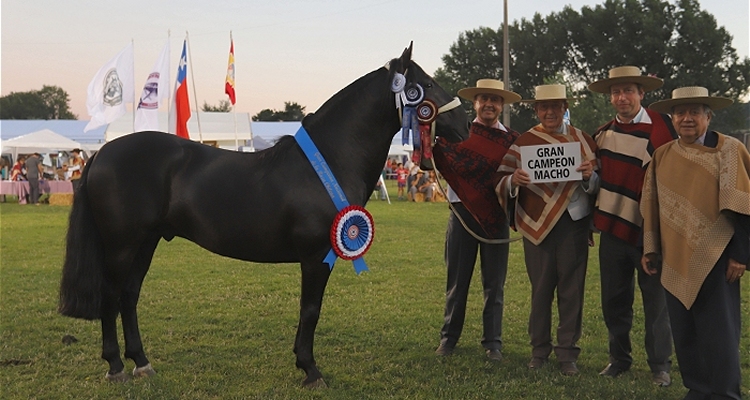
[84,43,135,132]
[134,41,170,132]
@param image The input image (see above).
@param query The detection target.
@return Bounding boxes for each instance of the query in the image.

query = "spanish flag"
[225,33,236,105]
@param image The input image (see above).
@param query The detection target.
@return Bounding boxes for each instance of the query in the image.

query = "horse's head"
[387,43,469,169]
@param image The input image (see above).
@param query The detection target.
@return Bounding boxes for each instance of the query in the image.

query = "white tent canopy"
[105,112,254,149]
[1,129,84,161]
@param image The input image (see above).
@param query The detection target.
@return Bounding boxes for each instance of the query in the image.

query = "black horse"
[59,44,468,388]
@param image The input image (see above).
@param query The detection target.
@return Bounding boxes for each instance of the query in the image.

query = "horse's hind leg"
[294,260,332,388]
[101,278,128,382]
[100,235,158,382]
[121,233,161,378]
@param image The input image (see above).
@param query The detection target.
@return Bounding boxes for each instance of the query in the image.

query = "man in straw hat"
[588,66,676,386]
[495,84,598,375]
[641,87,750,399]
[432,79,521,362]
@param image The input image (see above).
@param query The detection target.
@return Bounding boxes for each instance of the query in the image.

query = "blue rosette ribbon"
[294,126,372,274]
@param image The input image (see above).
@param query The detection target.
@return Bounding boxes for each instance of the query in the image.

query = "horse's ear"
[399,41,413,66]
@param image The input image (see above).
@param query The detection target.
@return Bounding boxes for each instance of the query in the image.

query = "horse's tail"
[58,155,104,320]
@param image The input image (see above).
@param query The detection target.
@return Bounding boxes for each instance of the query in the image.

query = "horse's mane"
[258,56,408,164]
[304,66,391,126]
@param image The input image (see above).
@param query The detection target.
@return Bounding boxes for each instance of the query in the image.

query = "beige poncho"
[641,133,750,309]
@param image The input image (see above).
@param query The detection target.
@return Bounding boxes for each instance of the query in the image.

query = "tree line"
[0,85,77,120]
[434,0,750,134]
[4,0,747,132]
[0,87,306,122]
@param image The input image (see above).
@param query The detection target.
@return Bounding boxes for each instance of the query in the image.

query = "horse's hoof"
[105,370,130,383]
[133,363,156,378]
[302,377,327,389]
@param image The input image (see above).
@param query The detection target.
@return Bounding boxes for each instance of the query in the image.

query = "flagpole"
[234,108,238,150]
[231,31,238,151]
[248,113,255,151]
[132,38,136,131]
[167,30,171,132]
[186,31,203,143]
[502,0,510,127]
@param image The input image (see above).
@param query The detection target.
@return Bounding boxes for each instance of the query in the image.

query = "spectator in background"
[57,163,69,181]
[68,148,85,191]
[10,156,25,181]
[406,160,419,189]
[24,153,43,205]
[395,162,409,200]
[384,159,394,178]
[408,169,433,202]
[0,157,9,180]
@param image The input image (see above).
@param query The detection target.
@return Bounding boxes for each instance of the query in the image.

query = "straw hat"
[648,86,733,114]
[588,66,664,94]
[457,79,522,104]
[521,84,574,103]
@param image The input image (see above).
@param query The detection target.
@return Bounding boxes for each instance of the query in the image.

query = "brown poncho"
[641,133,750,309]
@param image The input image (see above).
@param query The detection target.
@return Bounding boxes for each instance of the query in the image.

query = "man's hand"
[641,253,661,276]
[726,258,746,283]
[511,169,531,188]
[576,160,595,181]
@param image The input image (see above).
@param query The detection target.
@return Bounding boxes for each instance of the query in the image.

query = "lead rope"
[431,172,522,245]
[387,68,521,245]
[428,97,521,244]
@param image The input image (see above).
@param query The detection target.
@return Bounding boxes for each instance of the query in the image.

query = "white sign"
[520,142,582,183]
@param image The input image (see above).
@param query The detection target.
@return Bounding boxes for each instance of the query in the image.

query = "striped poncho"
[592,109,676,245]
[495,124,598,245]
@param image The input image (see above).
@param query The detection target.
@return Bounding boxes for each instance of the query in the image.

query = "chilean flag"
[170,40,191,139]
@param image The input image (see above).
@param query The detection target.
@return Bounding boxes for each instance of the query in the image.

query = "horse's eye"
[424,83,433,89]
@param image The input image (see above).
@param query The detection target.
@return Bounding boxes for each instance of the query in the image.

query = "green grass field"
[1,184,749,399]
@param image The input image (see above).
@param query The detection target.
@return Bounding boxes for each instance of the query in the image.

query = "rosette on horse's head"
[391,59,463,171]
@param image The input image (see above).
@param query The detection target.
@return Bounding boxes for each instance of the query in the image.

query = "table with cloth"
[0,181,74,204]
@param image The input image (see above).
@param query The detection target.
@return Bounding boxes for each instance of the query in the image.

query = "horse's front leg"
[295,260,331,388]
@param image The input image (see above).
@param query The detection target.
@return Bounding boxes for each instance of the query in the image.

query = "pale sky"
[2,0,748,121]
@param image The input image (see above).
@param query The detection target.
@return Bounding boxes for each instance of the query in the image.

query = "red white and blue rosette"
[331,205,374,264]
[295,126,373,274]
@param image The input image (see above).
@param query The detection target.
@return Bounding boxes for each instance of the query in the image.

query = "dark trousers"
[599,232,672,372]
[667,252,741,400]
[440,202,509,350]
[524,211,588,362]
[27,177,40,204]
